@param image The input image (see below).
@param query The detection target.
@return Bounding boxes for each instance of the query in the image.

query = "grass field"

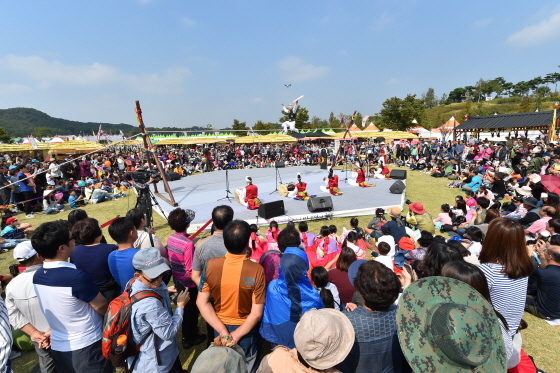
[3,169,558,373]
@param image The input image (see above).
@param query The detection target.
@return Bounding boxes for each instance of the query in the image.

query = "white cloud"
[0,54,191,94]
[277,57,329,82]
[372,12,393,31]
[387,78,399,84]
[181,17,196,27]
[0,83,33,95]
[252,97,264,104]
[473,18,492,28]
[506,10,560,47]
[338,50,347,55]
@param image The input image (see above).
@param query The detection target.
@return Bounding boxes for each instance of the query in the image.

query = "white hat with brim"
[515,186,532,196]
[294,308,355,370]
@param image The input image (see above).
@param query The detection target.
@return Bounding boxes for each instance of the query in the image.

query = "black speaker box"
[389,170,406,180]
[275,161,285,168]
[389,180,406,194]
[389,169,407,180]
[307,196,334,212]
[166,172,181,181]
[258,200,285,219]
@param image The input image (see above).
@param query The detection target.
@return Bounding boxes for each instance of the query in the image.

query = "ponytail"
[311,266,336,309]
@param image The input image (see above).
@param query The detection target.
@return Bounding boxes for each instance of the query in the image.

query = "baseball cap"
[13,241,37,262]
[183,209,196,224]
[25,164,32,168]
[132,247,170,279]
[6,217,18,225]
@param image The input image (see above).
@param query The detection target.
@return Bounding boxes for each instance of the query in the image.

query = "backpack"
[102,280,162,372]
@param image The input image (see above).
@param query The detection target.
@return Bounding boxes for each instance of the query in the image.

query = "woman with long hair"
[248,223,268,262]
[478,218,534,338]
[311,266,340,309]
[265,220,281,251]
[545,191,560,212]
[415,241,464,279]
[327,247,357,307]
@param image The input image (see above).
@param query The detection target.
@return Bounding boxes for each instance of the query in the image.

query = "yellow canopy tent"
[256,134,297,143]
[155,137,230,145]
[49,140,104,155]
[109,139,143,146]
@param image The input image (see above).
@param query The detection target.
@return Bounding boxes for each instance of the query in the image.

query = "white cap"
[13,241,37,262]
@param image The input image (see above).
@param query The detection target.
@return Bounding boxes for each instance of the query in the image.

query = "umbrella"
[375,136,386,142]
[540,175,560,195]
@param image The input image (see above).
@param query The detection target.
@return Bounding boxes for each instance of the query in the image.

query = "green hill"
[0,107,136,138]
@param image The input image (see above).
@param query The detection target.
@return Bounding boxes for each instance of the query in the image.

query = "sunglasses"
[142,273,163,284]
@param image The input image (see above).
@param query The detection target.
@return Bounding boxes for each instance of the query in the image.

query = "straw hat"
[387,206,402,218]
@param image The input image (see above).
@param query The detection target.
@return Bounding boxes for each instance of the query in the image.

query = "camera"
[405,199,412,205]
[131,170,160,184]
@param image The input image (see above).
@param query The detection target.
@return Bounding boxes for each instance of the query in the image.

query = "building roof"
[348,124,361,132]
[439,116,461,129]
[455,110,553,131]
[363,123,379,132]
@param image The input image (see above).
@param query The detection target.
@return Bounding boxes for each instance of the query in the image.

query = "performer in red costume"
[234,176,262,210]
[350,162,375,188]
[321,167,343,195]
[294,172,315,201]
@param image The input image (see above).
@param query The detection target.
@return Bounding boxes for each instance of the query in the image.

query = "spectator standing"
[126,208,167,258]
[197,220,266,373]
[0,297,12,373]
[479,218,534,338]
[31,220,111,373]
[17,165,36,218]
[5,241,55,373]
[70,218,120,302]
[165,208,206,349]
[107,217,140,291]
[129,248,189,373]
[0,164,13,208]
[191,205,234,286]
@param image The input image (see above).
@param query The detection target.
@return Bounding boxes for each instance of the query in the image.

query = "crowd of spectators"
[0,135,559,372]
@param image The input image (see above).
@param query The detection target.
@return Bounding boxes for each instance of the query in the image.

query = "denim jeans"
[214,324,260,373]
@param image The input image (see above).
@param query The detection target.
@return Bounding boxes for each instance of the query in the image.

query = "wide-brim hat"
[387,206,402,218]
[409,202,426,214]
[397,277,506,373]
[348,259,367,287]
[515,186,532,196]
[43,189,54,197]
[528,174,541,184]
[294,308,355,370]
[523,196,538,208]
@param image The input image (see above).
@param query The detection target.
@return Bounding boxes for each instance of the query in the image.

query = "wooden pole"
[135,101,178,207]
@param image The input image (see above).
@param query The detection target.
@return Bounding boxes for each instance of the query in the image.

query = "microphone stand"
[217,169,233,202]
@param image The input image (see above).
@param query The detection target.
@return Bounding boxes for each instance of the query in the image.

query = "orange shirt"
[200,252,265,325]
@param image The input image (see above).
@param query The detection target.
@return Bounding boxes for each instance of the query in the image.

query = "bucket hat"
[522,196,538,208]
[294,308,355,370]
[190,345,247,373]
[515,186,532,197]
[409,202,426,214]
[397,277,506,373]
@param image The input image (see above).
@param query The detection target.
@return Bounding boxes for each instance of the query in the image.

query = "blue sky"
[1,0,560,130]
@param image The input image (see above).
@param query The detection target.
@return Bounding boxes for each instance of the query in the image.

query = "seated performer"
[294,173,315,201]
[349,162,375,187]
[320,167,343,195]
[235,176,262,210]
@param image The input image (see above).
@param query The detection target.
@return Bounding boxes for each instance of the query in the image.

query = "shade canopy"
[49,140,104,154]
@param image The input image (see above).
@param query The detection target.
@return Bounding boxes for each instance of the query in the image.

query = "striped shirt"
[166,232,195,288]
[479,263,528,337]
[0,298,12,373]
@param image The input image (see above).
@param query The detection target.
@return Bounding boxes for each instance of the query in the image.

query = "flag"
[362,115,369,128]
[119,130,124,138]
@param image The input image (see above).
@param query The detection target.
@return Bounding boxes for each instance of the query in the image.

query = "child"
[298,221,315,249]
[248,224,268,262]
[43,190,64,214]
[311,266,340,310]
[502,196,527,218]
[365,208,386,240]
[433,204,453,227]
[342,231,365,260]
[68,189,85,209]
[463,226,484,258]
[328,224,341,246]
[314,226,338,256]
[377,225,395,257]
[1,217,33,239]
[265,221,281,251]
[375,242,394,271]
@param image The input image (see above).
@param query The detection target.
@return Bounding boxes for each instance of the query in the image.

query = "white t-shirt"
[377,235,396,257]
[468,241,482,257]
[376,255,394,271]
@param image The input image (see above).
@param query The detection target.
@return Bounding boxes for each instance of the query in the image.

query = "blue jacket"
[464,175,482,192]
[128,280,183,373]
[260,247,323,348]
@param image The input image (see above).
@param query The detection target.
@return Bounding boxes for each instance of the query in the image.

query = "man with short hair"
[197,220,265,373]
[107,217,140,291]
[5,241,55,373]
[0,165,13,207]
[461,169,482,193]
[526,206,555,235]
[17,165,36,218]
[31,220,111,373]
[191,205,234,286]
[526,244,560,319]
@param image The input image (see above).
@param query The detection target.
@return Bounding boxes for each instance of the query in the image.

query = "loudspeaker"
[389,180,406,194]
[275,161,285,168]
[389,169,407,180]
[307,196,334,212]
[166,172,181,181]
[258,200,285,219]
